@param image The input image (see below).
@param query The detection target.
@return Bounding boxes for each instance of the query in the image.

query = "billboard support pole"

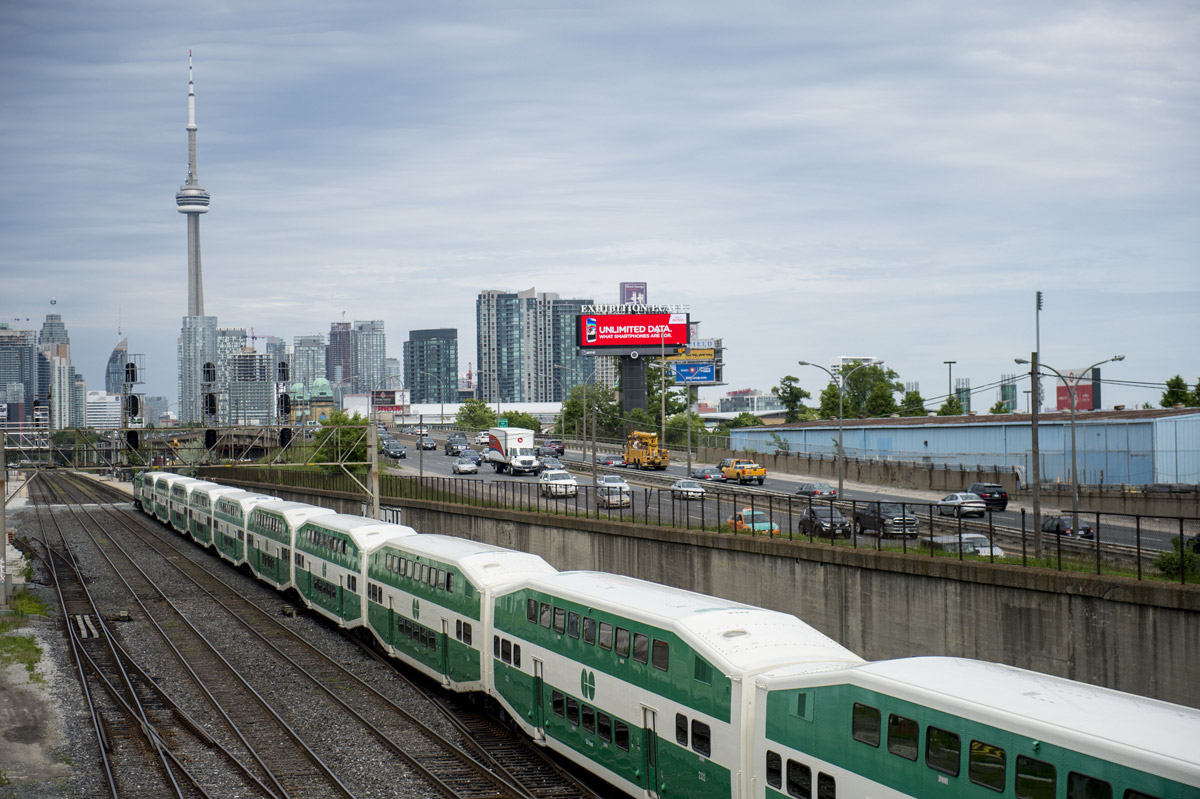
[660,332,666,445]
[686,384,693,474]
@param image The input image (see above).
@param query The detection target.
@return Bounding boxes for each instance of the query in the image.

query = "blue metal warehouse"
[729,407,1200,486]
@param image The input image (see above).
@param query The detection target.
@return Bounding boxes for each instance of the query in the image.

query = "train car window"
[887,714,918,760]
[446,573,454,593]
[676,713,689,746]
[614,721,629,751]
[633,633,649,663]
[347,576,357,593]
[463,623,472,646]
[427,634,436,651]
[766,751,782,789]
[691,720,711,757]
[493,635,500,658]
[527,599,539,623]
[552,691,565,717]
[512,644,520,667]
[1122,792,1160,799]
[786,760,812,799]
[852,703,880,746]
[599,622,613,650]
[421,564,429,583]
[793,692,812,721]
[501,639,512,663]
[456,620,463,639]
[615,627,631,658]
[694,658,712,684]
[1016,755,1056,799]
[540,602,552,628]
[438,569,446,589]
[969,740,1006,792]
[582,704,595,732]
[598,713,612,742]
[1066,773,1111,799]
[566,698,580,726]
[926,726,960,776]
[553,607,566,634]
[817,772,835,799]
[567,611,580,638]
[652,640,669,671]
[582,617,596,644]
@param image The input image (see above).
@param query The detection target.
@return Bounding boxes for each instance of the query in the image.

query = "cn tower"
[175,50,210,316]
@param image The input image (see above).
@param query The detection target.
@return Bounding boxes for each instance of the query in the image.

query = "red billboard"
[1056,384,1094,411]
[578,313,689,349]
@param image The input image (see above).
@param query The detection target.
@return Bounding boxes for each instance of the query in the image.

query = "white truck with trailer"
[485,427,540,475]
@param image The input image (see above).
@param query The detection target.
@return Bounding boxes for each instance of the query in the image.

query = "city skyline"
[1,3,1195,411]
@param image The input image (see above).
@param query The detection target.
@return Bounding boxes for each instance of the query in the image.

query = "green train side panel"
[248,548,287,588]
[367,552,482,621]
[297,569,363,624]
[189,517,212,545]
[764,684,1196,799]
[365,602,481,686]
[215,530,243,563]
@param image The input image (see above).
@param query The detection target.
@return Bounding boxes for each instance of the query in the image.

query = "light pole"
[1016,355,1124,541]
[419,370,445,430]
[797,359,884,500]
[944,360,957,410]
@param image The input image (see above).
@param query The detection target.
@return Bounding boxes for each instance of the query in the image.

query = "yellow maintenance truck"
[719,457,766,485]
[624,430,670,470]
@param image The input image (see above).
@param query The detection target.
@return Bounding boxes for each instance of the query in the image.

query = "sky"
[2,1,1197,413]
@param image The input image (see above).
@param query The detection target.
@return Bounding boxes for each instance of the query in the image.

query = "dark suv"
[444,433,468,456]
[852,502,921,538]
[966,483,1008,511]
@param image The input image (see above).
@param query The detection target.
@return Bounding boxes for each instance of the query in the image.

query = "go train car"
[245,501,336,591]
[754,656,1200,799]
[187,482,241,548]
[367,535,556,692]
[212,490,282,567]
[151,473,190,525]
[293,514,418,630]
[489,571,865,799]
[168,477,202,534]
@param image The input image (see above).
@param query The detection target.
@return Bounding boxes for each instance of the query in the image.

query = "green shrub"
[1154,537,1200,580]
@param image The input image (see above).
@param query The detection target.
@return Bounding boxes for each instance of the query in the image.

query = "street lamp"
[1016,355,1124,541]
[797,359,884,500]
[419,370,446,429]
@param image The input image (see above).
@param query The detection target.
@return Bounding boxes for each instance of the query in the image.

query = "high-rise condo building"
[404,329,458,404]
[292,334,326,392]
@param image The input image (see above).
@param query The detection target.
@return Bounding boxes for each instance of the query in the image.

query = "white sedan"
[538,469,579,498]
[451,456,478,475]
[670,479,707,500]
[596,474,631,491]
[936,492,987,517]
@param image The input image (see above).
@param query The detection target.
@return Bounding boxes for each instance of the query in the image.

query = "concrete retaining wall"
[218,477,1200,709]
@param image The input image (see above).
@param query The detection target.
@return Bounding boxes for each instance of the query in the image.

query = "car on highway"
[445,438,468,456]
[412,426,429,436]
[596,485,632,508]
[851,502,920,538]
[458,449,482,465]
[545,439,566,456]
[382,442,406,460]
[536,445,559,459]
[595,452,626,467]
[475,431,490,445]
[936,492,987,518]
[690,467,725,482]
[451,455,479,475]
[1041,515,1096,539]
[797,506,852,537]
[596,474,630,492]
[795,481,837,499]
[726,508,780,536]
[669,479,706,501]
[966,482,1009,511]
[535,456,563,473]
[417,436,437,450]
[930,533,1005,558]
[538,470,578,498]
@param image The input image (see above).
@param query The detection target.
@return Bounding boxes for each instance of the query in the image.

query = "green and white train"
[131,472,1200,799]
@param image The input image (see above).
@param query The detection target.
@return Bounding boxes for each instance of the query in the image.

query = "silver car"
[451,455,478,475]
[596,485,632,508]
[538,469,579,498]
[936,492,987,518]
[670,479,706,500]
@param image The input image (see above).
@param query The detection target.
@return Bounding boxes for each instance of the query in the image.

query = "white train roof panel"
[526,571,863,675]
[218,490,283,509]
[254,501,336,524]
[301,513,418,553]
[387,534,557,588]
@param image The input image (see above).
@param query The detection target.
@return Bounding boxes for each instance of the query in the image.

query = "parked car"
[596,474,631,492]
[852,502,920,538]
[596,485,632,508]
[670,479,706,501]
[930,533,1006,558]
[545,439,566,456]
[797,506,851,537]
[795,481,837,499]
[1041,515,1096,539]
[690,467,725,482]
[536,456,564,473]
[936,492,987,518]
[539,470,579,498]
[451,455,478,475]
[726,508,780,536]
[596,452,626,467]
[966,482,1009,511]
[417,436,437,450]
[475,431,490,445]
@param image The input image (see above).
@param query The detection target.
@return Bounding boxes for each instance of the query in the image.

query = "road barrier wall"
[206,470,1199,709]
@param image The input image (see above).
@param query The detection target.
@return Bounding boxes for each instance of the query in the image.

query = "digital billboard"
[672,362,716,384]
[578,313,689,349]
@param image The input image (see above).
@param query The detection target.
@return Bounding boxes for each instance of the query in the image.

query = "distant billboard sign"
[372,390,397,405]
[578,313,689,349]
[620,282,648,305]
[673,362,716,384]
[376,405,407,413]
[1055,367,1100,411]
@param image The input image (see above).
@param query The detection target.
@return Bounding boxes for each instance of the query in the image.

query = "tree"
[899,390,928,417]
[863,381,898,417]
[636,361,689,432]
[1193,379,1200,407]
[502,410,542,432]
[313,410,368,472]
[988,400,1012,414]
[937,396,964,416]
[558,384,621,439]
[663,410,707,448]
[815,364,902,418]
[772,375,811,423]
[817,382,841,418]
[1160,375,1199,408]
[455,398,497,430]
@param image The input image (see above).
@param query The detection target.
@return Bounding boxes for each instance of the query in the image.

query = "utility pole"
[1030,351,1042,556]
[944,361,956,407]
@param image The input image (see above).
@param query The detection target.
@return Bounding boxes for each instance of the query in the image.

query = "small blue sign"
[673,362,716,384]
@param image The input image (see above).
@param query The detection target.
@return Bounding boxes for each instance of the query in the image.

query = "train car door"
[642,707,659,799]
[440,620,450,686]
[533,659,545,740]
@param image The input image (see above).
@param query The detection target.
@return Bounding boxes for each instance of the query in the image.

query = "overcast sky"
[2,1,1196,412]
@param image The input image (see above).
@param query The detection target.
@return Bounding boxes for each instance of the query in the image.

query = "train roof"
[252,501,336,522]
[526,571,863,675]
[299,513,418,550]
[215,490,283,508]
[771,657,1200,783]
[384,535,557,587]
